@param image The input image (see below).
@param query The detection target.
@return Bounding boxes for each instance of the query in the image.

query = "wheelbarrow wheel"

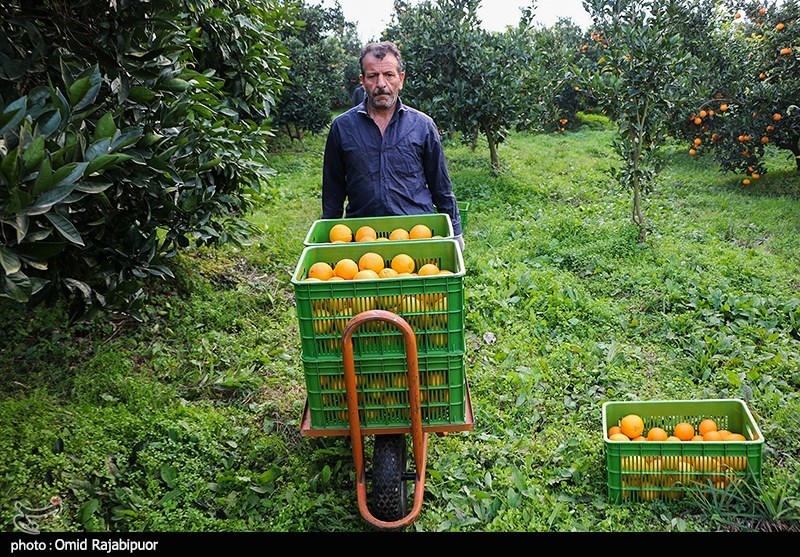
[370,434,408,521]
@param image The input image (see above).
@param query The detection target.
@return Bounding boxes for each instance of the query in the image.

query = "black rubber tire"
[370,434,408,521]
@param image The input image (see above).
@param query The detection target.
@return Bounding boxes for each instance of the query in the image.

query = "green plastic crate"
[304,213,453,245]
[457,200,469,229]
[602,399,764,503]
[437,201,469,231]
[291,239,465,359]
[303,352,466,429]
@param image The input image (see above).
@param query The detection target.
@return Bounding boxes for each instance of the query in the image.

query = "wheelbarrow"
[300,309,474,531]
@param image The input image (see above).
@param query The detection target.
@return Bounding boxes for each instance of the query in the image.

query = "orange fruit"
[693,117,702,125]
[780,47,792,55]
[308,262,334,281]
[698,418,718,436]
[743,178,751,185]
[378,268,399,279]
[720,103,728,112]
[353,269,380,280]
[632,436,647,442]
[439,269,453,275]
[690,435,704,442]
[391,253,415,274]
[620,414,644,439]
[702,430,723,442]
[329,224,352,243]
[608,426,622,437]
[358,252,385,273]
[673,422,695,441]
[727,433,746,441]
[355,225,377,242]
[334,258,359,280]
[609,433,630,442]
[409,224,433,239]
[717,430,732,440]
[776,22,785,30]
[646,427,668,441]
[389,228,409,241]
[689,148,697,156]
[417,263,440,276]
[773,113,782,122]
[665,436,682,442]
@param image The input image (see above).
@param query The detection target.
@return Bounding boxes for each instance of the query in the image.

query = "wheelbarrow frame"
[299,309,474,530]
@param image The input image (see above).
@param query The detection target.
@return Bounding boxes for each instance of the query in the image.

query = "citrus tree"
[0,0,294,320]
[518,17,597,135]
[275,0,360,140]
[676,0,800,183]
[580,0,691,242]
[383,0,532,172]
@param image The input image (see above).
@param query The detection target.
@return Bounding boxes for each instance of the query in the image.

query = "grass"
[1,116,799,533]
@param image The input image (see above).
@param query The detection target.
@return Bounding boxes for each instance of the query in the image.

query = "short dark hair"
[359,41,404,76]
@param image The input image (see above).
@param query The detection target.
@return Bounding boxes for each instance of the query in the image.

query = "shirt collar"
[357,98,407,120]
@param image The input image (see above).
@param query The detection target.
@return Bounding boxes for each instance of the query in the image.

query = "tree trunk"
[630,129,647,243]
[470,127,479,150]
[633,181,646,243]
[483,123,499,174]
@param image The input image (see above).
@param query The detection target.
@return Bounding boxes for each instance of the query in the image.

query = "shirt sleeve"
[422,120,462,236]
[322,121,346,219]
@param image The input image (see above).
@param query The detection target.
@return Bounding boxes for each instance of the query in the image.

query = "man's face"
[360,52,405,111]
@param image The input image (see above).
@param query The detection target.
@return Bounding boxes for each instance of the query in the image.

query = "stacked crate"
[292,216,467,430]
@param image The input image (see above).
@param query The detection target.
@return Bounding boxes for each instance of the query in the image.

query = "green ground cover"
[1,117,798,532]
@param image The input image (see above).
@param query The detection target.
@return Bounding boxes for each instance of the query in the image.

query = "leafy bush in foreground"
[0,0,294,320]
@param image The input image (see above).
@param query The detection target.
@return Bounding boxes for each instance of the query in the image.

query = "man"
[322,41,464,251]
[351,84,366,106]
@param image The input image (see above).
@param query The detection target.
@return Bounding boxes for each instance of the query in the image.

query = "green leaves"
[44,213,84,246]
[0,96,27,136]
[0,246,21,275]
[67,66,102,111]
[1,0,292,319]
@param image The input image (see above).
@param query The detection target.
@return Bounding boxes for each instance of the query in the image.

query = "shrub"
[0,0,294,321]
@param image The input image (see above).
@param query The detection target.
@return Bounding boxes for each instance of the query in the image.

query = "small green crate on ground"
[292,239,465,359]
[457,200,469,229]
[304,213,453,245]
[303,352,466,429]
[437,201,469,231]
[602,399,764,503]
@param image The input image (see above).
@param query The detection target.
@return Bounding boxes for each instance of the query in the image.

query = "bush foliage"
[0,0,295,320]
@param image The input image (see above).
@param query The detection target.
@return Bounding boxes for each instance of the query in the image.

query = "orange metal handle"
[341,309,428,531]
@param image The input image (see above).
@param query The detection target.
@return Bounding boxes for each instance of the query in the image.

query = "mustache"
[373,88,392,96]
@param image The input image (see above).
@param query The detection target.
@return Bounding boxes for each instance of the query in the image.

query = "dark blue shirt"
[322,98,462,235]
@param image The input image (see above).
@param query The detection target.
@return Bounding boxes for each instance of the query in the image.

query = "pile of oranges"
[608,413,754,500]
[329,223,438,243]
[608,414,749,442]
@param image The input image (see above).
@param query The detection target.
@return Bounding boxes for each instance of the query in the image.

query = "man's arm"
[322,121,346,219]
[422,120,463,236]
